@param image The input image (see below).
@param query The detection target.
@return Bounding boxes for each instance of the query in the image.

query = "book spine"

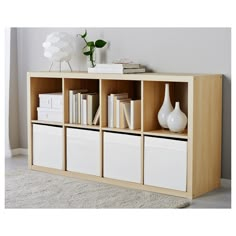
[116,100,120,128]
[124,103,131,129]
[130,101,134,129]
[108,95,113,128]
[75,94,78,123]
[72,94,76,123]
[95,63,140,69]
[78,93,81,124]
[82,99,87,125]
[69,91,72,123]
[87,95,92,125]
[88,67,123,74]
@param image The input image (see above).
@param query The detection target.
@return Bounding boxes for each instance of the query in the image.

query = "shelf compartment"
[143,81,188,132]
[66,128,100,176]
[101,79,141,128]
[30,77,62,121]
[64,123,100,130]
[33,124,63,169]
[64,78,100,124]
[144,129,188,140]
[144,136,187,191]
[102,127,141,135]
[103,132,142,183]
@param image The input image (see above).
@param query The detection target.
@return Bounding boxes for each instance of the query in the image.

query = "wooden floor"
[5,155,231,209]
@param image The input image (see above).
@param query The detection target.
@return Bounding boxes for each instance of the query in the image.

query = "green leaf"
[95,39,107,48]
[83,51,92,56]
[80,30,87,38]
[87,41,95,47]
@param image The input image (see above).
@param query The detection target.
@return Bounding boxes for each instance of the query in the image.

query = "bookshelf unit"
[28,72,222,199]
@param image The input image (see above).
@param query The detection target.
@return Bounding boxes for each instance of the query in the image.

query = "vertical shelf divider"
[99,79,103,177]
[62,77,66,171]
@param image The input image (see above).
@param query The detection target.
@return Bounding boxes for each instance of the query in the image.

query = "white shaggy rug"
[5,169,191,208]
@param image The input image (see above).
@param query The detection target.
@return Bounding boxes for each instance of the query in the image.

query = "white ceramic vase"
[157,84,173,128]
[167,102,187,133]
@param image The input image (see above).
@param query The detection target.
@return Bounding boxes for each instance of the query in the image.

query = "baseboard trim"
[5,148,28,158]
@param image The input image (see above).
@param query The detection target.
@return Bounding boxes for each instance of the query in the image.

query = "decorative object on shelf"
[78,29,107,68]
[157,83,173,128]
[167,102,187,133]
[42,32,75,72]
[88,63,146,74]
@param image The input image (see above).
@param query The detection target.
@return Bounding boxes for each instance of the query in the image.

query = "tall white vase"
[167,102,187,133]
[157,84,173,128]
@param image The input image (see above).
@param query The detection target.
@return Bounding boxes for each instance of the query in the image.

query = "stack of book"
[107,93,141,130]
[69,89,100,125]
[88,63,146,74]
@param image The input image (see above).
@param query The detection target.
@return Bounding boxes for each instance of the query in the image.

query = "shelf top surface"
[28,71,222,82]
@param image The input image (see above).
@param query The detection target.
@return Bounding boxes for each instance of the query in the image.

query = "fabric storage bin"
[39,93,63,109]
[104,132,141,183]
[33,124,63,169]
[37,107,63,122]
[66,128,100,176]
[144,136,187,191]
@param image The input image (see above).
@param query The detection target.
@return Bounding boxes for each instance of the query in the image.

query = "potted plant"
[78,30,107,68]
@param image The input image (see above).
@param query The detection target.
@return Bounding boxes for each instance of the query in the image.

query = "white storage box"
[39,93,63,109]
[104,132,141,183]
[144,136,187,191]
[37,107,63,122]
[66,128,100,176]
[33,124,63,169]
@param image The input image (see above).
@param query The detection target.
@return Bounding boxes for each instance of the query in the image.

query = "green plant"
[79,30,107,67]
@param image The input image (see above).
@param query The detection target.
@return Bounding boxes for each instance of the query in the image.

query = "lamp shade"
[42,32,75,62]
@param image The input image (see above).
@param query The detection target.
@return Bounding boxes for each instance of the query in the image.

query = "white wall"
[15,27,231,178]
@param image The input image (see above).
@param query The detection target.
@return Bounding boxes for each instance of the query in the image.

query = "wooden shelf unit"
[28,72,222,199]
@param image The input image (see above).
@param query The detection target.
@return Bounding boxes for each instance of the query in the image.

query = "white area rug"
[5,169,191,208]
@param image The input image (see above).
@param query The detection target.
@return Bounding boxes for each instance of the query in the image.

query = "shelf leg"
[49,62,53,72]
[67,61,72,72]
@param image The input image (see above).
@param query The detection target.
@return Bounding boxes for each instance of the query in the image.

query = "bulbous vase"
[167,102,187,133]
[157,84,173,128]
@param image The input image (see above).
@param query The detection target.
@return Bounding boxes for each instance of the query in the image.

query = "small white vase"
[167,102,187,133]
[157,84,173,128]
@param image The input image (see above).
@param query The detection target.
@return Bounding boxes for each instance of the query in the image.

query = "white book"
[81,94,88,125]
[130,100,141,130]
[107,95,113,128]
[87,93,99,125]
[69,89,88,123]
[113,94,129,128]
[108,93,128,128]
[74,94,78,123]
[95,63,141,69]
[88,67,145,74]
[92,106,100,125]
[123,102,131,129]
[77,93,81,124]
[82,98,87,125]
[116,98,130,128]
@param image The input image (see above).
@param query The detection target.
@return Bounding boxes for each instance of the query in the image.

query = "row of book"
[88,63,146,74]
[69,89,100,125]
[108,93,141,130]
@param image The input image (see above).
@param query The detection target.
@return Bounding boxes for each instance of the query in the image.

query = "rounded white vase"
[167,102,187,133]
[157,84,173,128]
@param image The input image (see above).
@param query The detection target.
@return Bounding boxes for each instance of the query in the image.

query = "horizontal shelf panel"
[144,129,188,140]
[64,123,100,130]
[102,127,141,134]
[28,71,196,82]
[31,120,63,126]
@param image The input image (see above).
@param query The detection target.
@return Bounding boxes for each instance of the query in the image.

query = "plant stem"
[82,35,95,67]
